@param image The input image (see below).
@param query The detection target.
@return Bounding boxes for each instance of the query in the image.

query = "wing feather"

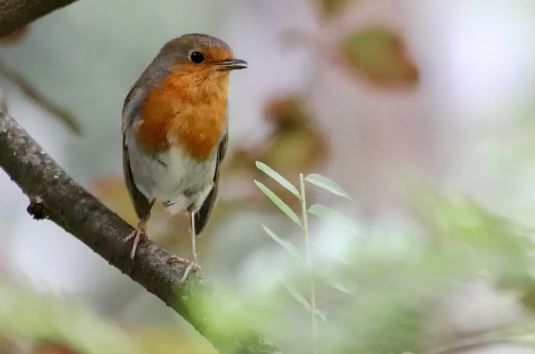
[122,137,153,221]
[193,133,228,234]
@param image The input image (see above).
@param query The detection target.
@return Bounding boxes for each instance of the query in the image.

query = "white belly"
[128,142,216,214]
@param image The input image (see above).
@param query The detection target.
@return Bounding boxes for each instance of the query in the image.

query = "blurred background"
[2,0,535,353]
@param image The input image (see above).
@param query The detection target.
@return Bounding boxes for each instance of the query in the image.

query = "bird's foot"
[124,222,146,260]
[167,256,201,282]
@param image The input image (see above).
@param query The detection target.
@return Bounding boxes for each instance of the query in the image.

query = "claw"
[124,221,146,260]
[167,255,200,282]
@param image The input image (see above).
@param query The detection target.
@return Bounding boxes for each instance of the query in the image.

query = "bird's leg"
[124,220,146,259]
[124,201,154,260]
[167,210,200,282]
[189,210,199,265]
[183,210,201,281]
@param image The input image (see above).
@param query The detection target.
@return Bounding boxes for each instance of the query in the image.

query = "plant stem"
[300,173,318,354]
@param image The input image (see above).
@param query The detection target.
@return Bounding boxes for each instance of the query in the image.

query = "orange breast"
[137,65,229,160]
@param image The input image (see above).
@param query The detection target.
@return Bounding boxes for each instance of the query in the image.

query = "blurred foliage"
[32,342,80,354]
[262,96,327,173]
[229,94,327,174]
[135,329,216,354]
[0,285,145,354]
[316,0,356,19]
[340,27,419,87]
[0,285,215,354]
[227,95,328,209]
[183,185,535,354]
[91,177,137,226]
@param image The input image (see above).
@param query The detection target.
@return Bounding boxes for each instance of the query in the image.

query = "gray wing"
[123,134,153,220]
[122,86,152,220]
[193,132,228,235]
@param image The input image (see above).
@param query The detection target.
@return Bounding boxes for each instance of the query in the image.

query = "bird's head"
[155,33,247,81]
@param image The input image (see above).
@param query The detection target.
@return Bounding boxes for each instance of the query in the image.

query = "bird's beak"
[216,58,248,71]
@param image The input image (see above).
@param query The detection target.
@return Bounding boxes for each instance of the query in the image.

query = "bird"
[121,33,247,277]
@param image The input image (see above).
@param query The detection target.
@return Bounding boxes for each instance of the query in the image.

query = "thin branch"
[0,95,280,354]
[299,173,318,354]
[0,0,78,38]
[0,61,82,135]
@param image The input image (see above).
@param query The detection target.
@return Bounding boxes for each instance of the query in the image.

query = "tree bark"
[0,97,280,354]
[0,0,78,37]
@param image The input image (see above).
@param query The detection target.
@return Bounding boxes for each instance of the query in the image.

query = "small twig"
[0,61,82,135]
[300,173,319,354]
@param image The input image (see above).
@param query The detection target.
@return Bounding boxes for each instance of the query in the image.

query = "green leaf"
[283,281,311,309]
[256,161,301,198]
[308,204,359,233]
[315,309,328,322]
[282,282,326,321]
[305,173,352,200]
[326,280,352,295]
[255,180,303,228]
[262,225,303,261]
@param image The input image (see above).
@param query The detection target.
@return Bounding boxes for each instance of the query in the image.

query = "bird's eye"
[189,51,205,64]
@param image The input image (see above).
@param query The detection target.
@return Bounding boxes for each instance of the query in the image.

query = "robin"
[121,33,247,277]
